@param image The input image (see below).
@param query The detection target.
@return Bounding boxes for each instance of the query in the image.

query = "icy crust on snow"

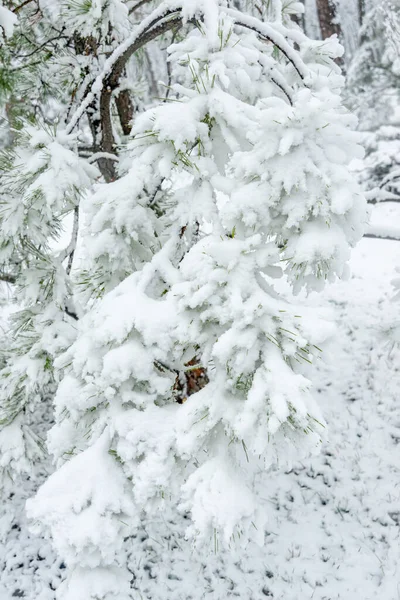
[25,1,367,595]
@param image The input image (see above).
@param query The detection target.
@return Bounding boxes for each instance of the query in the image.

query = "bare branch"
[367,197,400,205]
[364,233,400,242]
[11,0,36,13]
[129,0,153,14]
[14,31,68,59]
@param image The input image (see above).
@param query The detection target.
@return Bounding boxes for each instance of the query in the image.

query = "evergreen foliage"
[0,1,366,597]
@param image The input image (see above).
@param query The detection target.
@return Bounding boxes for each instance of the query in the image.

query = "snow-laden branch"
[67,1,310,136]
[88,152,120,164]
[365,188,400,205]
[65,1,182,134]
[225,8,309,82]
[365,225,400,241]
[379,169,400,190]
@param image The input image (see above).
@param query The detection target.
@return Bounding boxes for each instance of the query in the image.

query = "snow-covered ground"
[1,235,400,600]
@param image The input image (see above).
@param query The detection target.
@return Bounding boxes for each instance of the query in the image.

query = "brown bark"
[115,89,134,136]
[316,0,341,40]
[97,15,182,180]
[74,34,118,182]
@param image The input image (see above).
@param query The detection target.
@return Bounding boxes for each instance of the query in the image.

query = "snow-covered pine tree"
[347,0,400,209]
[348,2,400,345]
[0,0,171,490]
[10,1,368,597]
[0,125,98,490]
[0,0,366,597]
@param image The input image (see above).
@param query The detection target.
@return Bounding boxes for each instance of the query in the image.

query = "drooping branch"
[225,8,310,82]
[65,1,312,188]
[66,3,183,135]
[97,14,182,179]
[64,5,183,184]
[67,1,311,140]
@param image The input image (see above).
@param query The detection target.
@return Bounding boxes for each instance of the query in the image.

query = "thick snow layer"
[1,235,399,599]
[0,4,17,40]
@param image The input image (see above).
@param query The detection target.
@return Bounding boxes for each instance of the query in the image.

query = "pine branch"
[0,273,17,284]
[129,0,153,14]
[225,8,309,82]
[14,31,68,59]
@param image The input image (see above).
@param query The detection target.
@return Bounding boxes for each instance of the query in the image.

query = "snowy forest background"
[0,0,399,599]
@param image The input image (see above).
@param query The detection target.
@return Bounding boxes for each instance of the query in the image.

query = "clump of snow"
[0,3,17,40]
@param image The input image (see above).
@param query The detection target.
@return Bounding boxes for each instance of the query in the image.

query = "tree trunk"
[358,0,365,25]
[316,0,341,40]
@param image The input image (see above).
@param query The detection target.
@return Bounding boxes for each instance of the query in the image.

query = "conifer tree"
[347,0,400,207]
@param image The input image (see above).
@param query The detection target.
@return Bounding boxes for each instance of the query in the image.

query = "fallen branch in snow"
[364,233,400,242]
[365,188,400,205]
[367,198,400,205]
